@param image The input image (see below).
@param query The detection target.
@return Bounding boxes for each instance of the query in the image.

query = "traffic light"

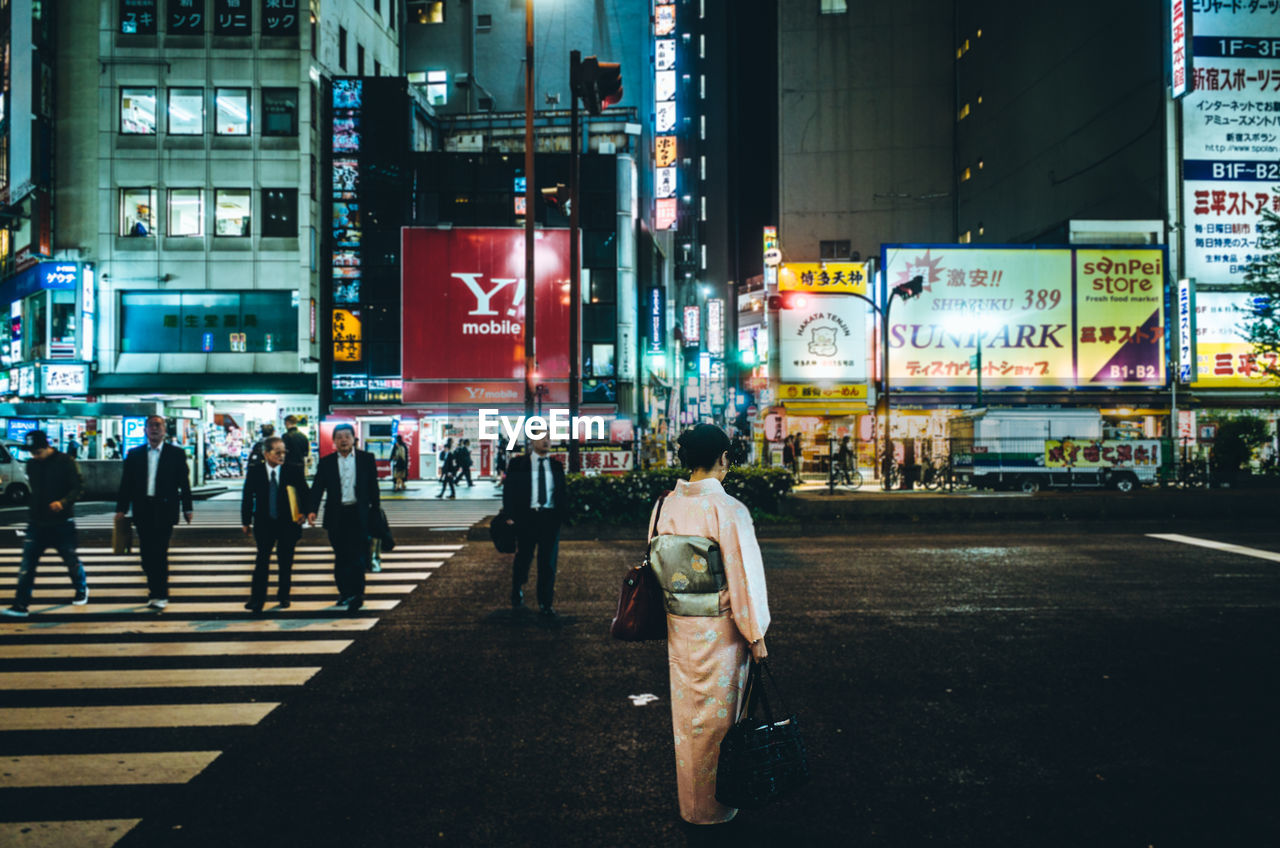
[540,183,570,216]
[572,54,623,116]
[893,274,925,300]
[765,292,807,310]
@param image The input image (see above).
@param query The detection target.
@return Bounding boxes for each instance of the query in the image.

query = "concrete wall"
[778,0,956,260]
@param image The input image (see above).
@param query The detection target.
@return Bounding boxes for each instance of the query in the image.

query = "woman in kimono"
[650,423,770,827]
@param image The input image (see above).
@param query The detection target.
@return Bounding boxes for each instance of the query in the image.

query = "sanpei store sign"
[881,246,1167,389]
[401,228,570,402]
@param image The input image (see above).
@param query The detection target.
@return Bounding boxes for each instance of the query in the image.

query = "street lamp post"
[850,274,923,489]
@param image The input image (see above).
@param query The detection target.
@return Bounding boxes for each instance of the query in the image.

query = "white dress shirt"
[337,451,357,505]
[146,444,162,497]
[528,453,555,510]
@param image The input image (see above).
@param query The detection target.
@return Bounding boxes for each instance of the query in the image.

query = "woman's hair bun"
[677,423,731,470]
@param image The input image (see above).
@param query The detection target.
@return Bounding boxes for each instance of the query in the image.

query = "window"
[167,88,204,135]
[390,0,396,29]
[820,0,847,12]
[374,59,381,77]
[374,0,382,12]
[476,13,492,28]
[262,87,299,136]
[262,189,298,237]
[120,291,299,353]
[120,188,156,236]
[412,1,445,23]
[168,189,203,237]
[426,70,447,106]
[357,44,365,76]
[589,343,616,377]
[477,96,494,112]
[120,87,156,134]
[819,240,851,260]
[214,189,251,236]
[338,26,348,69]
[215,89,250,135]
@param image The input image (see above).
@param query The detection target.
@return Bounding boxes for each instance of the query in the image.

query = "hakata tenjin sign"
[400,228,570,404]
[778,262,869,295]
[882,245,1168,389]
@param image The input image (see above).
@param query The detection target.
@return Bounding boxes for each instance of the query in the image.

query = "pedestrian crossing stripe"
[0,819,140,847]
[0,751,222,787]
[0,667,322,690]
[3,600,401,616]
[0,618,379,634]
[22,584,419,599]
[22,572,435,584]
[0,544,463,554]
[0,562,441,574]
[0,703,281,730]
[0,640,352,658]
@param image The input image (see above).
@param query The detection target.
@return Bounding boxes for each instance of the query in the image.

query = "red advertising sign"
[401,228,571,386]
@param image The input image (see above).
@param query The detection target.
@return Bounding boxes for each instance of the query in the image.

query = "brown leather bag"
[609,493,670,642]
[112,514,133,555]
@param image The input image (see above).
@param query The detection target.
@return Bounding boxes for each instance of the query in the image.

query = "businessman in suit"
[306,423,380,612]
[502,434,567,617]
[115,415,193,609]
[241,436,307,611]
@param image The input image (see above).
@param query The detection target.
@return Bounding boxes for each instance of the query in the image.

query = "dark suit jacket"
[308,448,380,530]
[116,443,194,526]
[502,452,567,522]
[241,461,307,538]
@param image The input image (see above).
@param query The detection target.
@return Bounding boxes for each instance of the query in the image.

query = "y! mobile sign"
[401,228,570,399]
[882,246,1168,389]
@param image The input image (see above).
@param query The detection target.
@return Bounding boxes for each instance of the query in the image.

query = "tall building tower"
[49,0,397,476]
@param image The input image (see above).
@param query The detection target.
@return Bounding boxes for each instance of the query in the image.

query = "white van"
[0,439,31,504]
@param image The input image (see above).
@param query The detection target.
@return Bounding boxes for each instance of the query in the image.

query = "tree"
[1209,415,1268,475]
[1242,192,1280,380]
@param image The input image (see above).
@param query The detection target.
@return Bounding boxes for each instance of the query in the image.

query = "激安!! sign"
[882,246,1168,389]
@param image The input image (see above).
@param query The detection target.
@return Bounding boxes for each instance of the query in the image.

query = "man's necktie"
[268,469,278,520]
[537,457,546,506]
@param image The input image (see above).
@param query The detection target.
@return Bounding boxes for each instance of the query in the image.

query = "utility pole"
[568,50,583,473]
[523,0,536,420]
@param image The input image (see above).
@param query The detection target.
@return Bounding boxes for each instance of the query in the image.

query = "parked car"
[0,439,31,504]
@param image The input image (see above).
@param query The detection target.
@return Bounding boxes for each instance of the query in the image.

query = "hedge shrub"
[563,467,794,525]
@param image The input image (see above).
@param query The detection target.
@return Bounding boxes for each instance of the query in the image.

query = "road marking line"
[0,703,280,730]
[23,584,419,599]
[11,600,399,615]
[0,618,378,635]
[0,819,140,848]
[0,667,321,691]
[24,572,435,584]
[0,640,352,659]
[6,545,464,554]
[0,563,439,574]
[0,554,449,564]
[1146,533,1280,563]
[0,751,221,787]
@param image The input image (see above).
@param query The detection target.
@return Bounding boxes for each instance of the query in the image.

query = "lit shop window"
[120,188,156,236]
[215,189,251,236]
[168,88,204,135]
[121,88,157,135]
[412,1,445,24]
[427,70,448,106]
[215,89,250,135]
[168,189,203,237]
[821,0,847,13]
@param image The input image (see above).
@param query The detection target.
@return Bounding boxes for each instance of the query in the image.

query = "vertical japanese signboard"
[653,2,678,231]
[331,80,363,367]
[647,286,665,355]
[1169,0,1191,99]
[882,246,1168,389]
[1177,277,1197,383]
[213,0,251,35]
[707,298,724,356]
[1181,3,1280,285]
[168,0,205,34]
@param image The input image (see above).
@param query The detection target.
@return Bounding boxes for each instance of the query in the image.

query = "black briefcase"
[715,659,810,810]
[490,511,517,554]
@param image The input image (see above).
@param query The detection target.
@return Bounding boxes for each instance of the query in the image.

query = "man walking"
[306,423,379,612]
[3,431,90,617]
[282,415,310,474]
[115,415,193,610]
[247,423,276,471]
[456,439,474,487]
[436,438,457,499]
[241,436,307,611]
[502,434,566,617]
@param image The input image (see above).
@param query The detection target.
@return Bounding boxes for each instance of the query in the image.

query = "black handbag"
[715,659,810,810]
[375,507,396,552]
[490,511,517,554]
[610,493,670,642]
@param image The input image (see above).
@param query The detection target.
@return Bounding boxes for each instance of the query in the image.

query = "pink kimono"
[649,478,771,824]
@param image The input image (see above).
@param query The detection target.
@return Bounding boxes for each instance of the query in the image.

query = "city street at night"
[1,514,1276,846]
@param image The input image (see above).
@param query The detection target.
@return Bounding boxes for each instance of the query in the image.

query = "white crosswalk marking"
[0,543,463,845]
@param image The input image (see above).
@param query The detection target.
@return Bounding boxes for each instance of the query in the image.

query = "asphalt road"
[2,519,1277,847]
